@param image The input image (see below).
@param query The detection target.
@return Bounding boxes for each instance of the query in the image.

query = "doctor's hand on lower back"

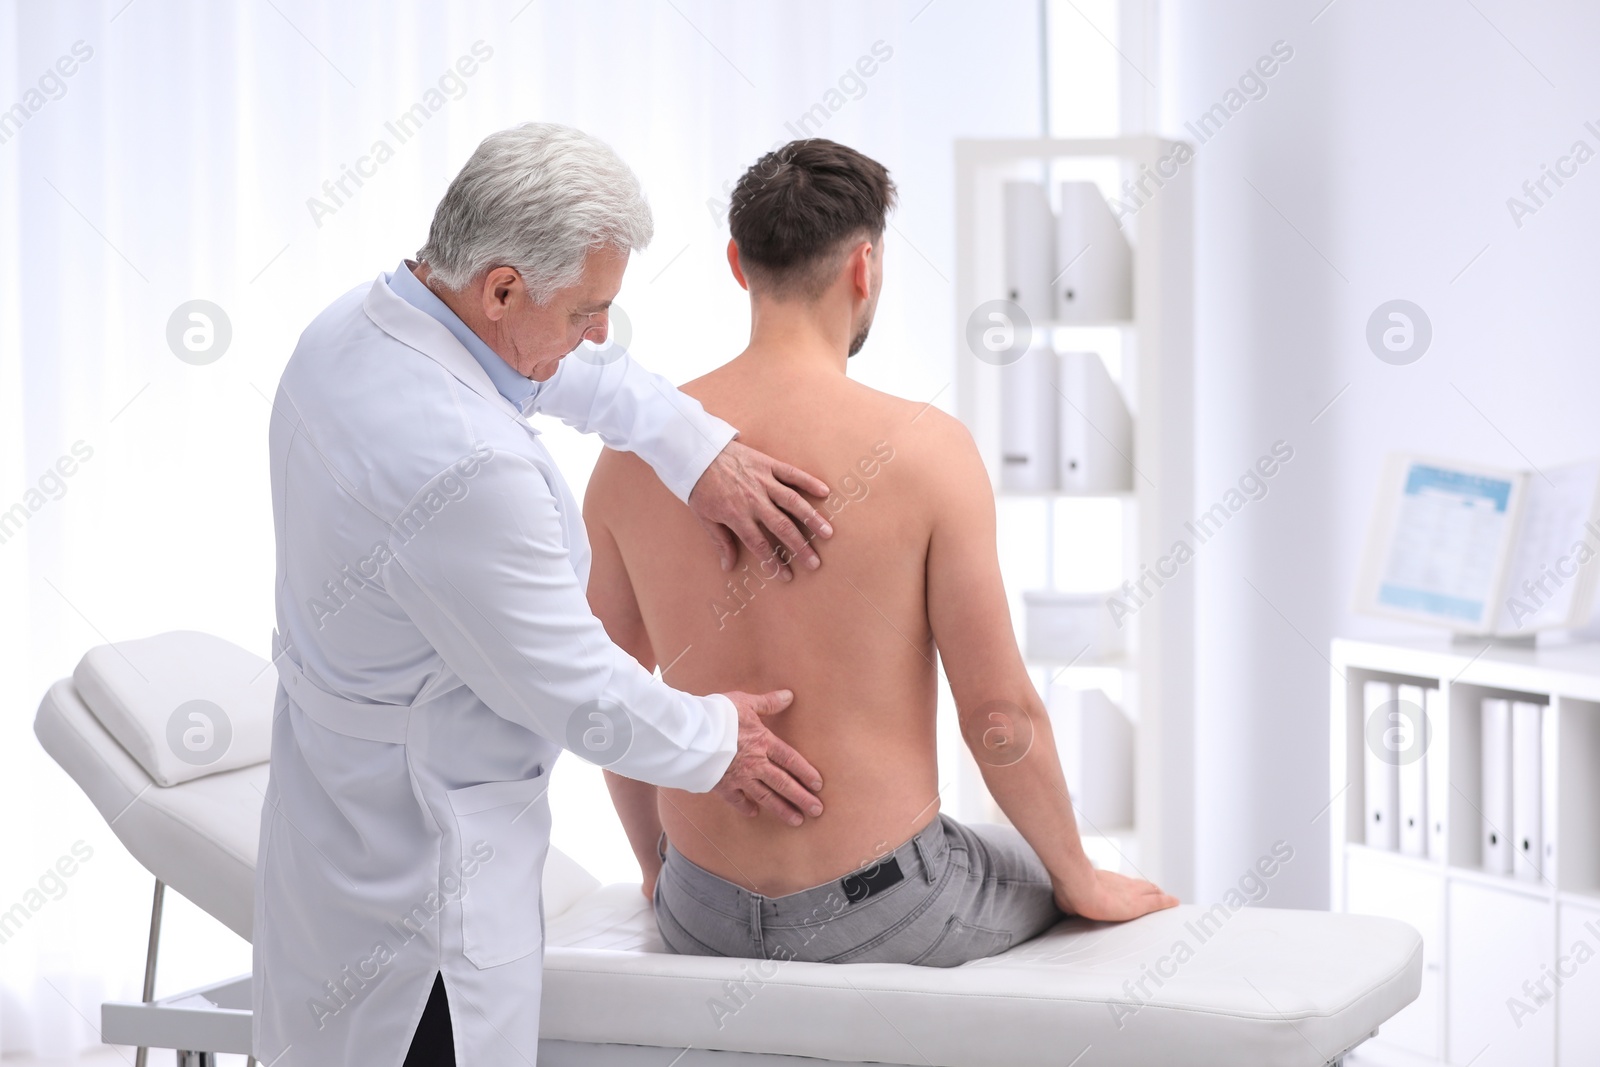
[712,689,824,827]
[688,440,834,581]
[1053,865,1180,924]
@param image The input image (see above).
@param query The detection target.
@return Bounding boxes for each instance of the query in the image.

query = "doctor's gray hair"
[417,122,653,301]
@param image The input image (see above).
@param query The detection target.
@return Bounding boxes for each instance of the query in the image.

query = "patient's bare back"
[586,355,968,896]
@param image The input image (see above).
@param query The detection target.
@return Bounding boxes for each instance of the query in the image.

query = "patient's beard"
[848,323,871,358]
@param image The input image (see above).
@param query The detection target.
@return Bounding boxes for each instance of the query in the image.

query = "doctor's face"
[480,245,629,382]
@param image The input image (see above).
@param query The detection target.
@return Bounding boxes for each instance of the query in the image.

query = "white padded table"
[541,885,1419,1067]
[34,635,1422,1066]
[35,677,264,941]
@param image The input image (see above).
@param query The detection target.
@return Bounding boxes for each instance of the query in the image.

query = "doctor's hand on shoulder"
[688,440,835,581]
[711,688,824,827]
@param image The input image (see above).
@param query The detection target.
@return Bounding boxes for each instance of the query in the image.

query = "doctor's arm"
[383,449,822,820]
[533,350,835,578]
[922,415,1178,922]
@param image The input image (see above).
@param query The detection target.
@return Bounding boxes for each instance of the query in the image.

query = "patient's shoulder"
[840,389,989,513]
[874,396,980,471]
[839,380,971,446]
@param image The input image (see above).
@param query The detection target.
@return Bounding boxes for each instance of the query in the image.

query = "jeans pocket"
[445,769,549,969]
[910,915,1014,968]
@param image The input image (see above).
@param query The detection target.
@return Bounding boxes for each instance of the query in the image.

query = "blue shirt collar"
[387,260,540,412]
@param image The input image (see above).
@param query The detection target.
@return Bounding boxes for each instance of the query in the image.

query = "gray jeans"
[652,814,1062,967]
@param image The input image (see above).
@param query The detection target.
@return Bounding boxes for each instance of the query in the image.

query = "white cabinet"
[1332,638,1600,1066]
[1558,898,1600,1064]
[1447,879,1553,1067]
[1346,848,1443,1059]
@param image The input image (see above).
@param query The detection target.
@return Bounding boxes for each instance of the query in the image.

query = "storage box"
[1024,590,1123,662]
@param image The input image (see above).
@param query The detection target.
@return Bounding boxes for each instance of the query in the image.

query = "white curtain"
[0,0,1045,1056]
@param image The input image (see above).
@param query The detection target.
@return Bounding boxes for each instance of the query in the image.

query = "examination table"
[33,631,1421,1066]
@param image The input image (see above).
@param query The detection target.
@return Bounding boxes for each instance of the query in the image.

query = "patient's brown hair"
[728,139,897,300]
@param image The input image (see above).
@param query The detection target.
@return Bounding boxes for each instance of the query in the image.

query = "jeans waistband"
[661,813,950,929]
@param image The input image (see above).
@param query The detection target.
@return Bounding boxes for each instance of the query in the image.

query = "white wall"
[0,2,1045,1051]
[1159,0,1600,907]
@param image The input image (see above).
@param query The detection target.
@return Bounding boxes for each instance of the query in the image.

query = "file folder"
[1057,351,1133,494]
[999,339,1058,492]
[1426,686,1449,861]
[1048,684,1135,831]
[1054,181,1133,323]
[1511,700,1545,882]
[1481,697,1513,875]
[1002,180,1057,325]
[1397,683,1429,857]
[1542,700,1559,881]
[1363,680,1399,850]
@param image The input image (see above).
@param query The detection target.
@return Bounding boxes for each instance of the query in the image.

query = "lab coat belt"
[272,631,412,744]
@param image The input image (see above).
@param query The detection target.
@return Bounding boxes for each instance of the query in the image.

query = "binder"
[999,339,1059,492]
[1397,684,1429,857]
[1047,684,1135,830]
[1425,686,1449,861]
[1363,680,1399,850]
[1057,352,1133,494]
[1481,697,1513,875]
[1002,180,1057,325]
[1542,701,1559,880]
[1054,181,1133,323]
[1511,700,1545,881]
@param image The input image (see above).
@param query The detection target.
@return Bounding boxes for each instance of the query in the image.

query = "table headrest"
[72,631,276,787]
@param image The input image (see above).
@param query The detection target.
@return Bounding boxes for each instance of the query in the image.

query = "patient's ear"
[727,239,750,291]
[849,241,873,301]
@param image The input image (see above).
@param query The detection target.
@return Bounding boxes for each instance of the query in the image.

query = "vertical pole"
[1044,497,1057,590]
[1038,0,1051,137]
[134,879,164,1067]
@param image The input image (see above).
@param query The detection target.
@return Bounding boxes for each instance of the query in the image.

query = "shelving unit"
[950,138,1195,900]
[1331,637,1600,1067]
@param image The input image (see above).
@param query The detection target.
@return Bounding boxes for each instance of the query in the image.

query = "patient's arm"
[585,487,669,897]
[922,414,1178,921]
[605,767,666,899]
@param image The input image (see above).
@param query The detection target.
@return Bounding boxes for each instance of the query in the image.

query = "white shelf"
[1333,635,1600,703]
[1331,637,1600,1066]
[953,137,1194,900]
[1441,860,1553,901]
[1559,887,1600,909]
[997,489,1137,500]
[1026,655,1134,672]
[1039,318,1136,330]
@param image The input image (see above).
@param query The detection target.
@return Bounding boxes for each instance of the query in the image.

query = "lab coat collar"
[362,270,540,435]
[386,260,540,412]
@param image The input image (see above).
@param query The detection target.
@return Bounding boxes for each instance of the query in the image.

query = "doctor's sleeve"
[379,450,738,792]
[531,349,736,503]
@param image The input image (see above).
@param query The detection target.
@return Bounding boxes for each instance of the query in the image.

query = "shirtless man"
[584,139,1176,967]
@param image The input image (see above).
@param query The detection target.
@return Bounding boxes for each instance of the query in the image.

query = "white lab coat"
[253,270,740,1065]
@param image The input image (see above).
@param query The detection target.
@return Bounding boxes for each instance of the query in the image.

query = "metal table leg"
[134,879,165,1067]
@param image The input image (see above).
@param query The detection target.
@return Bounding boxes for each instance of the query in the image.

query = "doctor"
[255,122,832,1066]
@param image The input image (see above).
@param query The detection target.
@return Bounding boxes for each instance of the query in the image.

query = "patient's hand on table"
[1054,867,1179,923]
